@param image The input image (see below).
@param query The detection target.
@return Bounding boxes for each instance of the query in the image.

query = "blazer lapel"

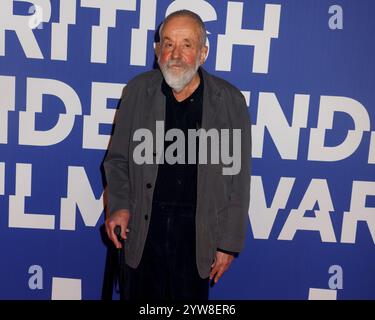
[144,70,165,184]
[146,70,166,124]
[201,68,223,130]
[197,68,223,213]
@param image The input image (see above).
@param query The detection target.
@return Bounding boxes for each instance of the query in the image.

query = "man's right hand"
[105,209,130,249]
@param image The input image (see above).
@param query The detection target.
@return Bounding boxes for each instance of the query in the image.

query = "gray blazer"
[104,68,251,278]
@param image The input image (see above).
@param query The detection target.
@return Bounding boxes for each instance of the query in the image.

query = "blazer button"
[144,214,149,220]
[146,183,152,189]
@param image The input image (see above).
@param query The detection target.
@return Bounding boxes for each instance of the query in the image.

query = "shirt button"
[146,183,152,189]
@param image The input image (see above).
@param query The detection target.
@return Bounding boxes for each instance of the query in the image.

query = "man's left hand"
[209,251,234,284]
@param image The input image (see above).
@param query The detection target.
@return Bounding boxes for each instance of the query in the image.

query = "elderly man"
[104,10,251,300]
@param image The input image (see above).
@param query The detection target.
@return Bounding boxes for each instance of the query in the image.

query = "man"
[104,10,251,300]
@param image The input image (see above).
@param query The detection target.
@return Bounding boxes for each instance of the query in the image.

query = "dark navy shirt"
[152,69,203,208]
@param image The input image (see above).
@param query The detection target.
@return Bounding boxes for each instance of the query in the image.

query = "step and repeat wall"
[0,0,374,299]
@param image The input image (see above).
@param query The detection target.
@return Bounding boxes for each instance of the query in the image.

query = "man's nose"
[171,46,182,59]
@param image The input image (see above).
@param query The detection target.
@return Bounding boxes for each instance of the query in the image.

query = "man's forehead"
[161,16,201,36]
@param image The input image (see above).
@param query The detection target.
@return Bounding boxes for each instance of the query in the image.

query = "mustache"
[165,59,188,69]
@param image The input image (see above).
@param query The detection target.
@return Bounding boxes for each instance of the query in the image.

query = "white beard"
[158,56,200,93]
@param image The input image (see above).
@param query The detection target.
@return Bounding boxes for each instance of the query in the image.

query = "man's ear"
[200,45,208,65]
[155,42,161,59]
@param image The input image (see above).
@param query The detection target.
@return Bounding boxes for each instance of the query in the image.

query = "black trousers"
[124,201,209,301]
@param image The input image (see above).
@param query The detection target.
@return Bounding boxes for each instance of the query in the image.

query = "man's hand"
[105,209,130,249]
[209,251,234,284]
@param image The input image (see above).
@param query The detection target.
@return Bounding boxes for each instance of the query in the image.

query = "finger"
[105,222,114,244]
[210,264,220,280]
[121,226,127,240]
[214,268,225,283]
[107,221,122,249]
[105,218,111,235]
[110,228,122,249]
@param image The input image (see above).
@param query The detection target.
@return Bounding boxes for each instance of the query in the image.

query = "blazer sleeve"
[216,91,251,253]
[103,83,135,216]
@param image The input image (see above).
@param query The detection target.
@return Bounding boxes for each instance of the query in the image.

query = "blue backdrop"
[0,0,374,299]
